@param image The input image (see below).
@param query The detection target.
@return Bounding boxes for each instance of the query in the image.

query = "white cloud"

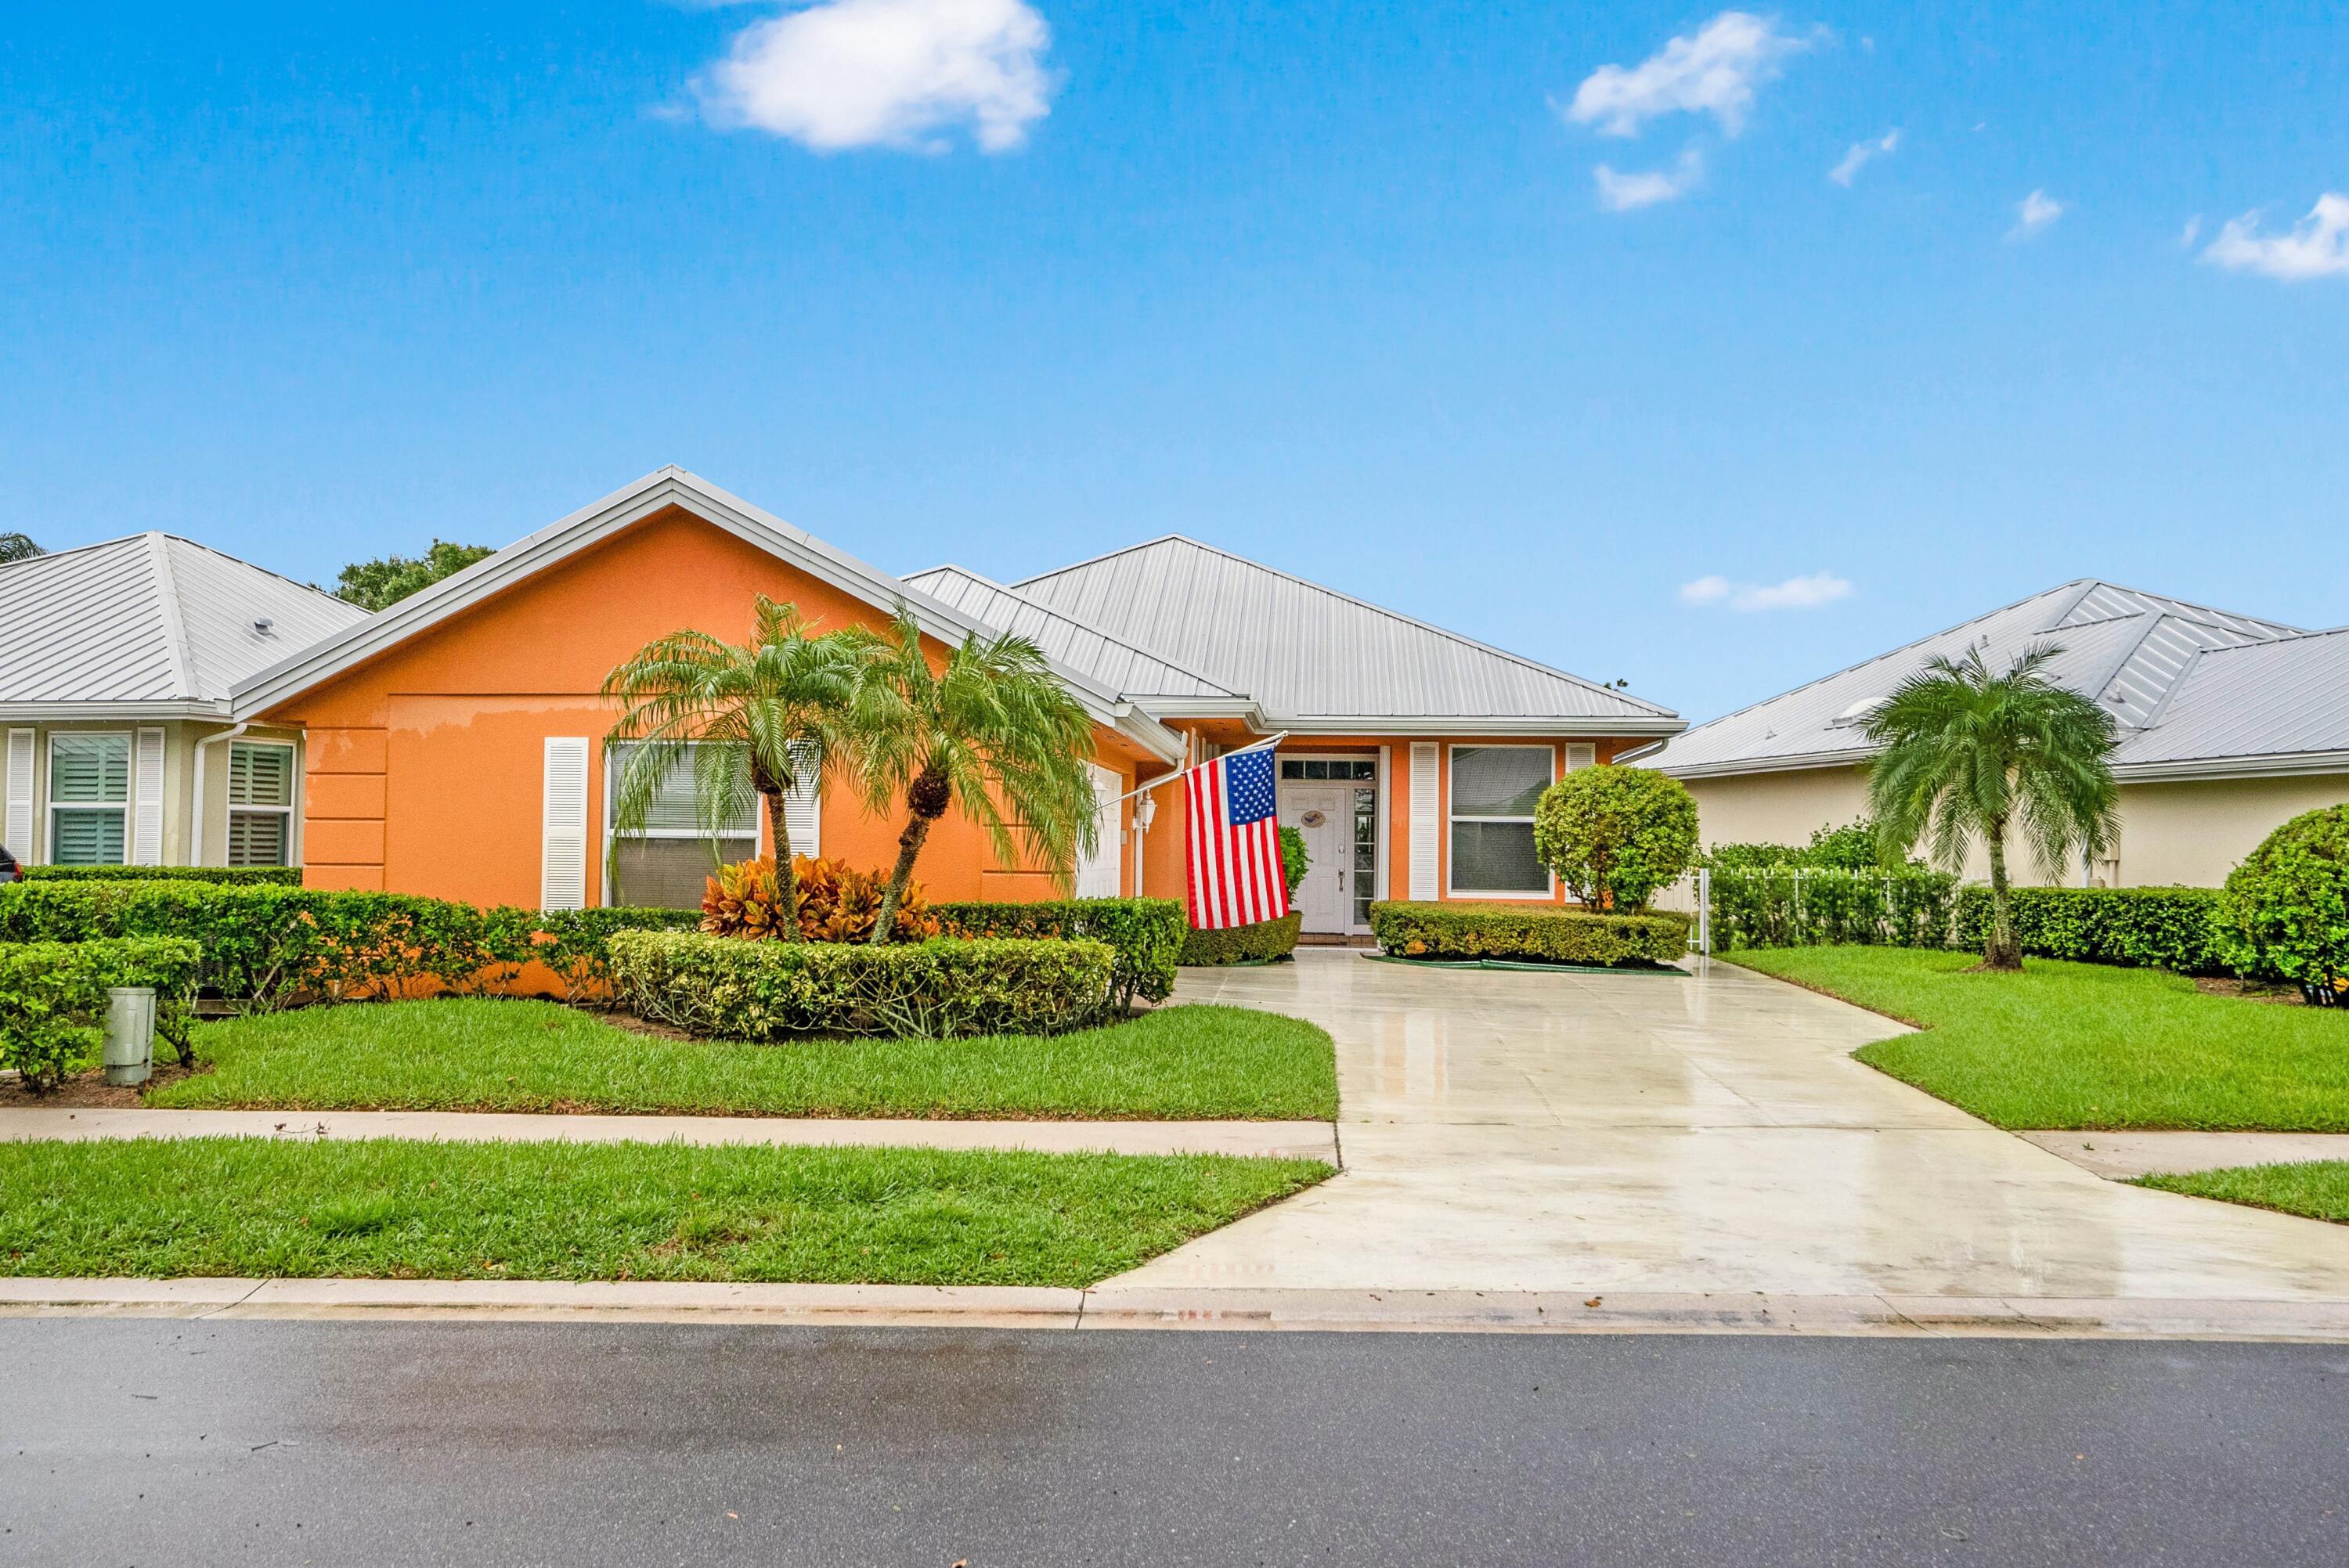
[1593,150,1704,211]
[1563,11,1813,139]
[1828,127,1899,187]
[694,0,1054,153]
[2009,188,2066,240]
[2179,214,2203,248]
[2201,193,2349,281]
[1680,572,1853,611]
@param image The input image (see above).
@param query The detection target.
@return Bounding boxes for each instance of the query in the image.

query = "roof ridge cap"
[143,532,203,699]
[915,560,1243,697]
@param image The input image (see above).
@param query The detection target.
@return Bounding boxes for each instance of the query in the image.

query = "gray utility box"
[102,986,157,1087]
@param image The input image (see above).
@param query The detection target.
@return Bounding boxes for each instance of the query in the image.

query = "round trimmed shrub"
[2214,805,2349,986]
[1532,767,1699,912]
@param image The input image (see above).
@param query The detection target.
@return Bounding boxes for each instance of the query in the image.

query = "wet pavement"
[1106,950,2349,1299]
[5,1317,2346,1566]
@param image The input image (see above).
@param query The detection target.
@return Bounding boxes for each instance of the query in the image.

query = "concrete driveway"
[1098,950,2349,1306]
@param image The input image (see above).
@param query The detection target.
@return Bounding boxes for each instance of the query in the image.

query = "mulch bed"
[2193,976,2308,1006]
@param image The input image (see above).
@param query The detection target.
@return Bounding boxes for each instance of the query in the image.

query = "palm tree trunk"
[870,763,951,945]
[764,789,802,942]
[1982,817,2022,971]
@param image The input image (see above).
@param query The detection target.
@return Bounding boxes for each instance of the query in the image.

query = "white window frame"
[597,741,762,909]
[1444,742,1557,899]
[225,738,298,868]
[1276,752,1381,933]
[47,731,132,867]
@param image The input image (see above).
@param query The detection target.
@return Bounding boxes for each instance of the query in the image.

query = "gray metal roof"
[1005,535,1681,732]
[2113,626,2349,773]
[1649,579,2311,778]
[902,565,1240,701]
[0,533,369,709]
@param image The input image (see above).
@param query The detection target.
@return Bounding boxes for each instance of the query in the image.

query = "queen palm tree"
[601,597,857,934]
[1864,643,2120,971]
[838,607,1101,943]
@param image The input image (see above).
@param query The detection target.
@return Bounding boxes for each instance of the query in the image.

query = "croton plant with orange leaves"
[700,855,940,943]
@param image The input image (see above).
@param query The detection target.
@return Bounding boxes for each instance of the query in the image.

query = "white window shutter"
[1565,743,1596,771]
[783,739,821,858]
[132,727,166,865]
[1408,743,1439,900]
[540,737,590,910]
[4,730,32,857]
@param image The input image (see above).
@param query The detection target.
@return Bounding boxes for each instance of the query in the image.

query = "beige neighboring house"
[1640,580,2349,888]
[0,535,370,869]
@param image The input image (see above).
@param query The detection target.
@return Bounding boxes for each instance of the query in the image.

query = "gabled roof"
[229,467,1185,762]
[0,533,369,717]
[903,564,1242,702]
[1648,579,2308,779]
[1006,535,1683,736]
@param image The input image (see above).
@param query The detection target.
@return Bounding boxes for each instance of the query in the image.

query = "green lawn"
[145,999,1337,1121]
[1726,946,2349,1130]
[0,1137,1330,1287]
[2137,1162,2349,1226]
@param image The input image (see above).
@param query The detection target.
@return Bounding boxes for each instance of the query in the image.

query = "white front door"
[1279,785,1351,934]
[1073,762,1124,899]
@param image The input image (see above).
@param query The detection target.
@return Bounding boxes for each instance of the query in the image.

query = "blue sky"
[3,2,2344,722]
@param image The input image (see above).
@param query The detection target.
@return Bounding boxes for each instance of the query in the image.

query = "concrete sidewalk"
[0,1106,1338,1162]
[9,1274,2349,1340]
[2024,1130,2349,1179]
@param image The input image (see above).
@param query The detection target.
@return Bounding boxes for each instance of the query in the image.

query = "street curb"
[9,1278,2349,1340]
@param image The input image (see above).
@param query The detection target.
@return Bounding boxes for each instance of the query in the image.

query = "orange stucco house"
[232,469,1685,932]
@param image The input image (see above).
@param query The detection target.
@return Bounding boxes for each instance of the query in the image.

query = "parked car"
[0,844,17,884]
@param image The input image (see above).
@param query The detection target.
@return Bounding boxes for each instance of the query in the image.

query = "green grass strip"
[0,1137,1332,1288]
[1727,946,2349,1131]
[2135,1162,2349,1225]
[147,999,1338,1122]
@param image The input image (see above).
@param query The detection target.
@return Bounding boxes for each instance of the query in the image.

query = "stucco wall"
[264,506,1147,908]
[1678,762,2349,888]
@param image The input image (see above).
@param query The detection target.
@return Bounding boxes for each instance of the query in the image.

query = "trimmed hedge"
[18,865,303,887]
[1709,868,1961,952]
[1180,911,1302,967]
[936,898,1185,1009]
[0,936,203,1092]
[2213,806,2349,986]
[0,880,701,1009]
[1952,885,2227,974]
[605,930,1117,1040]
[1369,901,1689,968]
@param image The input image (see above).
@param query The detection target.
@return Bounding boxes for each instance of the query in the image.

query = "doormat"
[1362,953,1690,978]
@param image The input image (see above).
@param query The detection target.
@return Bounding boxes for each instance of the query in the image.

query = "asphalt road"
[5,1320,2345,1566]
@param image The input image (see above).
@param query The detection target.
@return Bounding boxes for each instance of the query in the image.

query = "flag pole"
[1106,731,1290,808]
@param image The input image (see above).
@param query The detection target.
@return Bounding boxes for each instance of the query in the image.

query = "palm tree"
[1864,643,2120,970]
[0,532,40,564]
[601,597,857,935]
[837,607,1101,943]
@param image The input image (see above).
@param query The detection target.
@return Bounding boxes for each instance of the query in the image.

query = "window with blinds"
[49,734,130,866]
[1447,744,1554,896]
[226,741,295,867]
[604,742,760,908]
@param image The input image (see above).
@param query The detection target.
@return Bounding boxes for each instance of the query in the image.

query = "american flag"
[1184,747,1291,932]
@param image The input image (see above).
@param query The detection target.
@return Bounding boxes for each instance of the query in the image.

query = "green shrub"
[604,930,1117,1040]
[1180,911,1302,966]
[1278,827,1310,897]
[1709,867,1960,951]
[1705,819,1894,873]
[2213,806,2349,986]
[17,865,302,886]
[0,936,202,1092]
[935,898,1185,1008]
[1532,768,1698,910]
[1368,900,1689,967]
[532,907,704,1004]
[1951,884,2228,973]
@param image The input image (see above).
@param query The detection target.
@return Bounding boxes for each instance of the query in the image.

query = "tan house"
[0,535,368,870]
[1640,580,2349,887]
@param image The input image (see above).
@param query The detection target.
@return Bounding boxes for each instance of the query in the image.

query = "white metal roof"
[903,565,1241,701]
[0,533,369,716]
[1005,535,1683,736]
[1647,579,2314,779]
[2112,626,2349,777]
